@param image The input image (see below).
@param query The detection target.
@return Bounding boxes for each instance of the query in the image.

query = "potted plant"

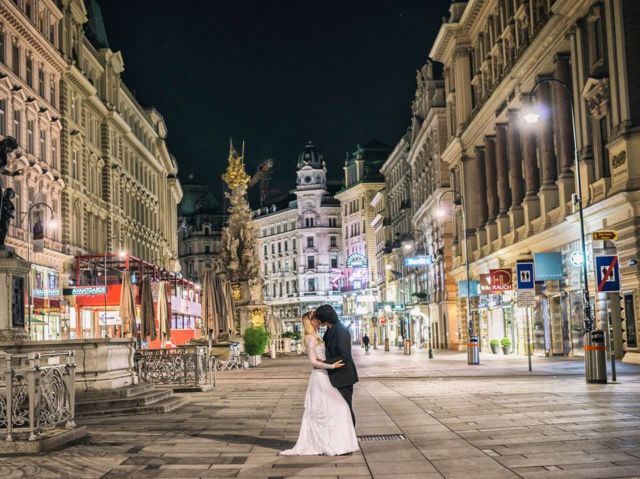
[490,339,500,354]
[243,326,270,366]
[501,337,512,355]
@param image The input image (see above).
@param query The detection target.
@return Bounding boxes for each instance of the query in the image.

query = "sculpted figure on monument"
[0,188,16,250]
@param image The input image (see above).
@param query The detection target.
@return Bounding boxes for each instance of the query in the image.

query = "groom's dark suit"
[323,321,358,425]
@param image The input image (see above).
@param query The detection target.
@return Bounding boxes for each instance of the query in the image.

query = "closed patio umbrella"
[119,271,137,338]
[140,276,157,342]
[201,269,218,341]
[223,279,236,334]
[157,281,170,344]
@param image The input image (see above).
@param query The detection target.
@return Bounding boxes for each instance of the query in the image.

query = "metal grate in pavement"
[357,434,406,442]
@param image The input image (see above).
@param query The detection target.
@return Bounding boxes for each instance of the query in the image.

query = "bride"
[280,311,359,456]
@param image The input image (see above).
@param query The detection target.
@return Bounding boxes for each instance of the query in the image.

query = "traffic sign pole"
[517,261,535,372]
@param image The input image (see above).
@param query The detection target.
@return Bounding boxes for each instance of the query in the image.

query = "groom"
[314,304,358,425]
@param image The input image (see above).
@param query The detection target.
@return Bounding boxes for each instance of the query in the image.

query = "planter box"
[248,355,262,367]
[502,346,511,355]
[490,344,500,354]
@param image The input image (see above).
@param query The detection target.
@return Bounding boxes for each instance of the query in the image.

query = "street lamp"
[19,202,56,335]
[522,78,593,331]
[438,189,478,365]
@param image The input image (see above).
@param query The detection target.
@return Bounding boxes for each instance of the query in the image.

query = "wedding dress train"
[280,338,359,456]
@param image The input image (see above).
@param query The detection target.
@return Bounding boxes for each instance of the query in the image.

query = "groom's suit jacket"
[323,321,358,389]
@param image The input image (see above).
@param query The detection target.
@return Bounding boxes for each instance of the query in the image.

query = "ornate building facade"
[253,142,343,332]
[406,62,458,350]
[177,183,225,282]
[0,0,182,340]
[1,0,67,340]
[335,140,390,343]
[430,0,640,361]
[60,0,181,269]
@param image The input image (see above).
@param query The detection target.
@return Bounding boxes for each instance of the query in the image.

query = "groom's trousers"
[338,385,355,426]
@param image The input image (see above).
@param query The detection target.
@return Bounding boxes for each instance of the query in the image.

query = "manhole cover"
[357,434,406,442]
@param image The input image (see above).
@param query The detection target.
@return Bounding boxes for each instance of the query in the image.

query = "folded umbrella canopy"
[140,276,157,342]
[157,280,170,344]
[223,279,236,334]
[119,271,137,338]
[201,269,219,341]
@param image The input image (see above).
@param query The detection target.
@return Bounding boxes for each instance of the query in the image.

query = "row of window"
[268,280,299,298]
[0,99,58,169]
[261,217,339,238]
[0,30,58,108]
[343,197,367,216]
[263,255,339,275]
[10,0,59,47]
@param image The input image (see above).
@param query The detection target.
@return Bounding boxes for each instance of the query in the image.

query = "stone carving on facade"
[221,141,264,302]
[582,77,610,118]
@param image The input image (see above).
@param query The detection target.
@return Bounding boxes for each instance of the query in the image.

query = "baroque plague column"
[220,143,266,332]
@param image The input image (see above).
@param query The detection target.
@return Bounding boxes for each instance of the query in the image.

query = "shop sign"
[63,285,107,296]
[517,290,535,307]
[533,252,563,281]
[479,274,492,294]
[592,230,618,241]
[404,255,432,267]
[490,269,513,292]
[346,253,367,268]
[392,304,405,311]
[457,280,480,298]
[32,288,61,298]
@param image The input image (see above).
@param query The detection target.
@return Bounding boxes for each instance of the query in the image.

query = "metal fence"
[135,346,211,386]
[0,352,76,442]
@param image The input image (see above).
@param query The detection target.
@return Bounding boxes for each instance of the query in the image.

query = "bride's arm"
[305,336,334,369]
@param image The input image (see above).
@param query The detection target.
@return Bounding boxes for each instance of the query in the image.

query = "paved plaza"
[3,348,640,479]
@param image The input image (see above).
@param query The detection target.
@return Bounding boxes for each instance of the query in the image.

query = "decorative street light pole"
[19,202,56,335]
[437,189,478,365]
[523,78,593,331]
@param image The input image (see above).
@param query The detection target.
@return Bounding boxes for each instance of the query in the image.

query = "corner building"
[253,142,342,333]
[431,0,640,361]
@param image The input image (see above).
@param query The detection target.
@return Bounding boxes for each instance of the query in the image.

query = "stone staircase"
[76,383,190,418]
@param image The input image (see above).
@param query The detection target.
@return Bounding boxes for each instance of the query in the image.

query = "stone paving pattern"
[3,348,640,478]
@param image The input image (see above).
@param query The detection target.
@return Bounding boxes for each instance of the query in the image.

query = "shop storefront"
[29,265,63,341]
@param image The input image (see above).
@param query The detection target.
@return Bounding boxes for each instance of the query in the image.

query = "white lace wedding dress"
[280,336,359,456]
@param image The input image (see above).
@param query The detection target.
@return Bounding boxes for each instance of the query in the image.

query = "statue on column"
[0,137,23,251]
[220,140,264,303]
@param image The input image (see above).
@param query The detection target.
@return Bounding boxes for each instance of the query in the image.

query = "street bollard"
[384,338,390,352]
[404,339,411,355]
[428,347,433,359]
[584,329,607,384]
[467,335,480,365]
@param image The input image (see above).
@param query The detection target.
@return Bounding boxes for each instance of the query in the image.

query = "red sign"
[490,269,513,292]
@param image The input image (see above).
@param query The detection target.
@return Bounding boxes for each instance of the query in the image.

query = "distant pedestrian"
[362,334,370,354]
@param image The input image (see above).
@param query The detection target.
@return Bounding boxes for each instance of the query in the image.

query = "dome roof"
[297,141,324,170]
[179,184,221,216]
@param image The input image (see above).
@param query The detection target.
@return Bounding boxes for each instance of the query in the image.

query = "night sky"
[99,0,450,204]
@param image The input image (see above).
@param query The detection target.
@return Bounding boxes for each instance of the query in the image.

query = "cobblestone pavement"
[3,348,640,479]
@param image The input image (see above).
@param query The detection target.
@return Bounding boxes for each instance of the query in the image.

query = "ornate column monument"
[221,142,266,332]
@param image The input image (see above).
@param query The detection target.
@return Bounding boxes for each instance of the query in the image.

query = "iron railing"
[1,352,76,442]
[135,346,211,386]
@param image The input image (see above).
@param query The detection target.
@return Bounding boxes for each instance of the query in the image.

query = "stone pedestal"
[0,251,30,341]
[557,176,575,218]
[0,338,137,391]
[523,196,540,232]
[538,185,559,221]
[496,215,510,247]
[509,206,525,235]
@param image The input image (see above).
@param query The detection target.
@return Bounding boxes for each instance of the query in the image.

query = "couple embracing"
[280,305,359,456]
